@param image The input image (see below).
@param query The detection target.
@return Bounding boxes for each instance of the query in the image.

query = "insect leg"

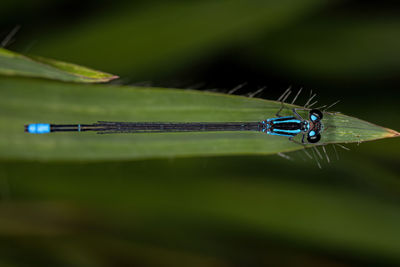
[292,108,306,120]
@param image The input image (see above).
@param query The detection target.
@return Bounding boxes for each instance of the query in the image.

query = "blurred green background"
[1,0,400,266]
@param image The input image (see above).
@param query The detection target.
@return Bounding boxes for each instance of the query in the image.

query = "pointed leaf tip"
[385,128,400,138]
[317,112,400,145]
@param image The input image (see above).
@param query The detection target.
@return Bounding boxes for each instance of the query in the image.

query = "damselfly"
[25,89,331,145]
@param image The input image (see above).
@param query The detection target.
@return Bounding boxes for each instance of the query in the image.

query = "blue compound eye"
[307,132,321,143]
[309,109,323,122]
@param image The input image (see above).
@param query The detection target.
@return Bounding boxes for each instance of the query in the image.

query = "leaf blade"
[0,48,118,83]
[0,77,397,161]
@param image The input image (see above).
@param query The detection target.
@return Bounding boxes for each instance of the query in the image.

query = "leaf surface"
[0,48,118,83]
[0,77,397,161]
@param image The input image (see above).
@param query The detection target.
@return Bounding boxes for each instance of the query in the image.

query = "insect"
[25,89,331,145]
[265,108,323,144]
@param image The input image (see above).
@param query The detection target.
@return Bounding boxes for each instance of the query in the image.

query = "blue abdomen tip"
[26,123,51,134]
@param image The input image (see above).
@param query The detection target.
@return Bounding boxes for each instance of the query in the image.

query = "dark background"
[1,0,400,266]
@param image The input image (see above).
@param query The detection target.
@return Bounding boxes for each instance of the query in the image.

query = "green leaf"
[0,47,118,83]
[0,77,398,161]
